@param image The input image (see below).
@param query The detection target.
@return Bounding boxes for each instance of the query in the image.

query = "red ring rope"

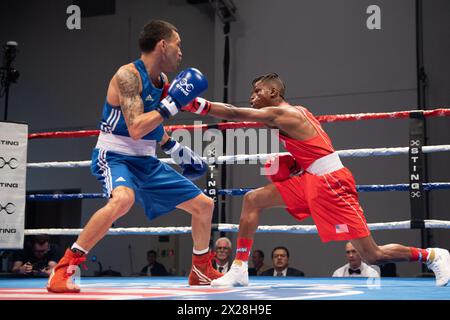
[28,108,450,139]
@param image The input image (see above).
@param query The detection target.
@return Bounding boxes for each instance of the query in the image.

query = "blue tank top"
[99,59,165,141]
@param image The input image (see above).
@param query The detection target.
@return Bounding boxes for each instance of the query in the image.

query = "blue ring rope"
[26,183,450,201]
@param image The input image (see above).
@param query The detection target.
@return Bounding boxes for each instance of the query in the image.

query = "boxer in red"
[184,72,450,287]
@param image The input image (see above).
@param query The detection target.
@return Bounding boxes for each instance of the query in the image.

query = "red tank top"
[278,106,335,169]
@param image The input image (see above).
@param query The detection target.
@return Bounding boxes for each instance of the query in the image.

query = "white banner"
[0,122,28,249]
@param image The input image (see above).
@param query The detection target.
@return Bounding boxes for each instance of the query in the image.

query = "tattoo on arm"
[116,68,144,127]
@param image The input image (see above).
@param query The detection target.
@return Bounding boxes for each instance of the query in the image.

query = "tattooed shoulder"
[116,67,140,97]
[115,67,143,126]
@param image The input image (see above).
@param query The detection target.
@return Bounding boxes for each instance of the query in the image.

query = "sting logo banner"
[0,122,28,249]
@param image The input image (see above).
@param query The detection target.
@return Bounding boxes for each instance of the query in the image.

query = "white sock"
[193,247,209,255]
[71,243,89,254]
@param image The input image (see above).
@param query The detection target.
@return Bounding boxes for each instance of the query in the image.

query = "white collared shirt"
[273,268,288,277]
[332,262,380,277]
[218,262,229,274]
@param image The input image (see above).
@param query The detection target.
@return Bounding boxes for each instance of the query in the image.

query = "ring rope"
[23,109,450,237]
[27,108,450,140]
[23,220,450,236]
[25,183,450,201]
[26,144,450,169]
[219,183,450,195]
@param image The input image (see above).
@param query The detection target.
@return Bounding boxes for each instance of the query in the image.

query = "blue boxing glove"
[156,68,208,119]
[161,138,207,181]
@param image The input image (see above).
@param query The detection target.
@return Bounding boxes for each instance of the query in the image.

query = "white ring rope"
[23,220,450,236]
[26,144,450,168]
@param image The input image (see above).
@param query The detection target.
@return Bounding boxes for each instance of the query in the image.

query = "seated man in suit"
[140,250,169,276]
[212,237,233,274]
[261,246,304,277]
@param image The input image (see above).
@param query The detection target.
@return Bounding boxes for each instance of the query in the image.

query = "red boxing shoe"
[46,249,86,293]
[188,251,223,285]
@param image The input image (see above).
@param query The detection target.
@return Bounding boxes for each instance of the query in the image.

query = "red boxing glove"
[160,83,170,100]
[181,97,211,115]
[264,154,300,182]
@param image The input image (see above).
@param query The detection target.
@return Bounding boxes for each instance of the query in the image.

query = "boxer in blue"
[47,20,222,293]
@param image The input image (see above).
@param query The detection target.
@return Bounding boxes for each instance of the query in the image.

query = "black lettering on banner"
[0,140,19,146]
[0,182,19,188]
[0,228,17,233]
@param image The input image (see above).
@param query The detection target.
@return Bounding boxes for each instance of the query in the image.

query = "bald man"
[333,242,380,277]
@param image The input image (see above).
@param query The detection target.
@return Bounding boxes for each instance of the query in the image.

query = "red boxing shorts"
[273,167,371,243]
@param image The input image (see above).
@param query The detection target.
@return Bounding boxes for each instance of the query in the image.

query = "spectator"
[261,246,304,277]
[332,242,380,277]
[248,249,271,276]
[11,235,60,277]
[140,250,169,276]
[212,237,233,274]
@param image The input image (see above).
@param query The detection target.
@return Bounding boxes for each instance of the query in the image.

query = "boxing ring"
[0,277,449,300]
[2,108,450,300]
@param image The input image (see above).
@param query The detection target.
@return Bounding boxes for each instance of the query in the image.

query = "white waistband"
[306,152,344,176]
[95,132,157,156]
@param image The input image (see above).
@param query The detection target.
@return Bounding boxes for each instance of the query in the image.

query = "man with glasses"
[213,237,233,274]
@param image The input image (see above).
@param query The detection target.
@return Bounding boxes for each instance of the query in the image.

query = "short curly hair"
[139,20,178,53]
[252,72,286,98]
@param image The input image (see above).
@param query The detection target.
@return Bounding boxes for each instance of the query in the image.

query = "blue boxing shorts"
[91,148,203,220]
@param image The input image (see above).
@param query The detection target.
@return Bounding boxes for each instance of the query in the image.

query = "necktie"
[349,268,361,275]
[276,272,283,277]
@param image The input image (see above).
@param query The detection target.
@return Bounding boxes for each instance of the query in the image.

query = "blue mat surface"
[0,277,448,300]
